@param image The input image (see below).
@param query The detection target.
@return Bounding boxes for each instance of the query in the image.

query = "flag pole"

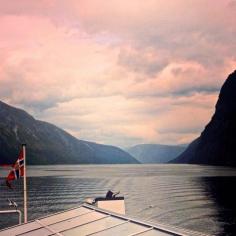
[22,144,27,223]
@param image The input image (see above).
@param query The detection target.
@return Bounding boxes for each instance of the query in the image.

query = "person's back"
[106,190,113,199]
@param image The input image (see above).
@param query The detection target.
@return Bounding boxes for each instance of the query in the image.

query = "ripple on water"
[1,164,236,236]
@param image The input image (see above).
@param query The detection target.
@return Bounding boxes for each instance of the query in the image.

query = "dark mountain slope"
[172,70,236,166]
[0,101,138,164]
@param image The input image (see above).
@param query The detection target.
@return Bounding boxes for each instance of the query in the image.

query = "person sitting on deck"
[105,190,120,199]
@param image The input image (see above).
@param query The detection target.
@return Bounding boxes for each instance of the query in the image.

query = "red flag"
[6,149,24,188]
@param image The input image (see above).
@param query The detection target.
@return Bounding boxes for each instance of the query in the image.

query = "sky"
[0,0,235,147]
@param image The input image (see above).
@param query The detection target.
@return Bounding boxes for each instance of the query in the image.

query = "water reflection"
[201,177,236,236]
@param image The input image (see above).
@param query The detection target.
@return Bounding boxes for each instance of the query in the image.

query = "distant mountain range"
[126,144,186,163]
[0,101,138,165]
[172,70,236,166]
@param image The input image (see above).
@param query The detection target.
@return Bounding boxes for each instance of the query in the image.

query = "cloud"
[118,46,169,76]
[228,0,236,8]
[0,14,121,109]
[0,1,235,146]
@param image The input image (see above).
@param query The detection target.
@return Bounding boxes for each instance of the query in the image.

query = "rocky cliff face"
[0,101,138,165]
[172,70,236,166]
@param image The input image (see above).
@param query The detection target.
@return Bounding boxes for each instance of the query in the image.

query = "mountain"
[126,144,186,163]
[172,70,236,166]
[0,101,138,165]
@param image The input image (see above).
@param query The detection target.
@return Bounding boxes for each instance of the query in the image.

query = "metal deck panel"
[0,204,212,236]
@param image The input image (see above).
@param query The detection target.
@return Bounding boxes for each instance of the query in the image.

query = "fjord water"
[1,164,236,235]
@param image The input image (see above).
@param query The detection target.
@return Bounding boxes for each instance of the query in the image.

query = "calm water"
[1,164,236,235]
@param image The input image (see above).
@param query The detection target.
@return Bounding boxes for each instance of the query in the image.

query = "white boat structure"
[0,195,212,236]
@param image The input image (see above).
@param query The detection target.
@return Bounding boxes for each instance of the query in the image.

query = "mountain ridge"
[127,143,186,163]
[0,101,138,165]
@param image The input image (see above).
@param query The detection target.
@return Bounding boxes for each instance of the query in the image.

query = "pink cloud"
[0,1,235,146]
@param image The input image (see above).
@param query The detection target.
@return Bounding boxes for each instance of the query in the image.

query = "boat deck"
[0,204,212,236]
